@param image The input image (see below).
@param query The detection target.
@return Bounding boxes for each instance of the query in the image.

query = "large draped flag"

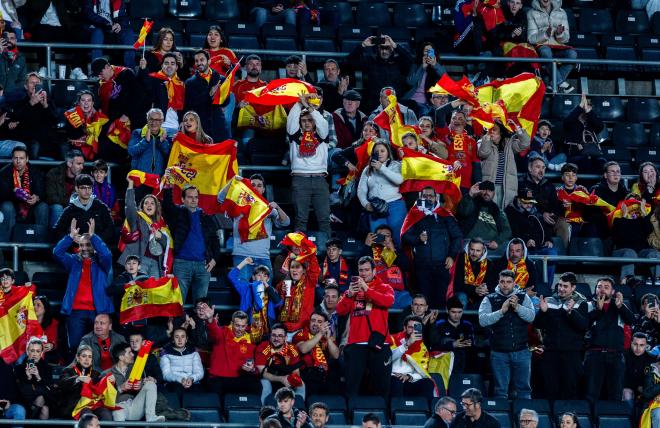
[607,198,651,227]
[218,177,273,242]
[107,118,131,149]
[429,74,479,106]
[64,107,109,160]
[166,133,238,214]
[428,351,455,393]
[0,285,43,363]
[401,203,456,242]
[640,396,660,428]
[280,232,317,262]
[372,92,421,147]
[398,146,463,209]
[213,62,241,105]
[119,277,183,324]
[133,19,154,49]
[244,78,316,106]
[127,170,161,190]
[236,104,288,130]
[556,188,615,223]
[71,373,118,419]
[389,332,439,397]
[128,340,154,385]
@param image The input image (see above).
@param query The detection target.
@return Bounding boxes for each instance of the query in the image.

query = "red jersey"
[276,256,320,332]
[207,322,256,378]
[292,328,329,370]
[207,48,238,76]
[232,79,273,117]
[438,128,478,189]
[255,342,301,374]
[336,277,394,345]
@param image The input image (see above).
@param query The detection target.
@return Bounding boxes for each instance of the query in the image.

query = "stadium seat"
[633,283,660,306]
[537,414,554,428]
[627,97,660,123]
[653,12,660,34]
[393,3,429,28]
[448,373,485,398]
[569,237,605,257]
[182,392,221,409]
[378,27,412,46]
[321,2,353,26]
[223,393,262,412]
[205,0,239,21]
[613,122,647,147]
[248,136,288,165]
[130,0,165,19]
[356,3,391,27]
[338,25,372,52]
[594,400,633,417]
[482,397,510,413]
[349,396,387,412]
[52,81,90,110]
[206,289,238,306]
[574,283,593,299]
[551,95,581,119]
[11,224,47,244]
[512,399,551,416]
[32,271,68,289]
[328,410,347,425]
[571,32,599,47]
[579,8,614,34]
[605,46,639,72]
[393,411,429,425]
[261,23,299,51]
[574,47,601,72]
[590,96,624,121]
[601,34,635,47]
[227,408,259,424]
[307,394,346,411]
[390,396,429,415]
[163,391,181,408]
[639,34,660,49]
[13,271,28,286]
[552,399,591,416]
[616,10,650,34]
[650,124,660,146]
[636,147,660,163]
[598,416,632,428]
[601,147,631,163]
[169,0,202,18]
[577,416,593,428]
[188,409,222,422]
[491,412,513,428]
[225,22,261,50]
[301,25,337,52]
[352,409,388,425]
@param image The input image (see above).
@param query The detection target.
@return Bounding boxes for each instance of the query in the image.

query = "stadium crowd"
[0,0,659,427]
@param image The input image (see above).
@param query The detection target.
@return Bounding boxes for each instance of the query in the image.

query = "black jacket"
[97,67,146,127]
[591,179,629,207]
[519,173,562,217]
[401,210,463,265]
[612,216,652,252]
[563,105,604,154]
[425,414,450,428]
[451,411,501,428]
[452,252,498,306]
[587,299,635,351]
[138,68,184,124]
[0,162,46,212]
[624,350,655,391]
[184,70,228,142]
[161,188,220,263]
[534,292,589,351]
[0,359,19,402]
[505,201,555,246]
[24,0,79,31]
[265,409,314,428]
[54,197,115,245]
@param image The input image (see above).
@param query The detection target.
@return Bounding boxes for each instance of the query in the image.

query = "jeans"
[66,309,97,351]
[490,349,532,399]
[250,7,296,28]
[291,175,331,236]
[89,26,136,68]
[112,381,160,421]
[0,140,25,158]
[49,204,64,229]
[173,258,211,304]
[369,198,407,246]
[612,248,660,279]
[4,403,26,427]
[537,46,578,86]
[232,255,273,284]
[0,201,48,234]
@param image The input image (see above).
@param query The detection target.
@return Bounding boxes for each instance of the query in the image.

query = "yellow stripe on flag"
[0,291,40,362]
[128,340,153,384]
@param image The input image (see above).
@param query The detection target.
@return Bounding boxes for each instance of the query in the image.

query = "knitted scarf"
[149,70,184,111]
[98,66,127,114]
[12,165,30,218]
[507,259,530,288]
[463,253,488,286]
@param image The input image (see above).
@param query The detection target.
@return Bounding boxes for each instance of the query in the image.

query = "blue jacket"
[53,234,114,315]
[227,267,281,323]
[127,129,173,176]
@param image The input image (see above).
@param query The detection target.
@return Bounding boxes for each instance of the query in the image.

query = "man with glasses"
[128,108,172,181]
[423,396,457,428]
[519,409,538,428]
[453,388,500,428]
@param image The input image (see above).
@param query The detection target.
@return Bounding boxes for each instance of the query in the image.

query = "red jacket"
[336,276,394,345]
[276,255,320,332]
[207,322,256,378]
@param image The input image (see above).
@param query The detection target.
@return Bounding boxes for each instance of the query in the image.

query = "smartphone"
[351,276,360,283]
[372,36,384,46]
[373,233,386,245]
[34,84,44,94]
[649,299,657,309]
[370,150,379,161]
[413,323,423,335]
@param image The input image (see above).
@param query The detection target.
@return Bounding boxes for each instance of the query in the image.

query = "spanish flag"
[127,170,160,190]
[71,373,118,419]
[337,138,375,186]
[372,92,420,147]
[0,285,43,364]
[213,62,241,106]
[399,146,463,210]
[401,203,456,241]
[120,277,183,325]
[640,396,660,428]
[389,332,439,396]
[133,19,154,49]
[607,198,651,227]
[280,232,317,262]
[502,42,540,70]
[236,104,287,131]
[218,177,273,242]
[428,352,455,394]
[243,78,317,106]
[64,107,109,159]
[429,74,479,106]
[128,340,153,384]
[166,133,238,214]
[107,118,131,149]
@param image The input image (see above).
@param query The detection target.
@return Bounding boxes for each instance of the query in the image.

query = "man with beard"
[64,90,109,160]
[90,57,144,130]
[451,239,498,308]
[429,297,475,376]
[520,155,566,242]
[534,272,589,399]
[256,323,306,403]
[184,50,228,141]
[53,218,114,351]
[139,53,185,136]
[456,181,512,254]
[293,311,340,395]
[232,54,268,146]
[633,294,660,349]
[437,110,480,192]
[623,332,655,408]
[0,28,25,93]
[494,238,538,292]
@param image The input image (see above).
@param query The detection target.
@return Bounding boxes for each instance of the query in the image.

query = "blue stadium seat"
[130,0,165,19]
[482,397,510,414]
[227,408,259,424]
[633,283,660,306]
[594,400,633,417]
[601,147,631,163]
[579,8,614,34]
[321,2,354,26]
[653,12,660,34]
[571,32,598,47]
[169,0,202,18]
[307,394,346,411]
[348,396,387,412]
[12,224,47,244]
[32,271,68,289]
[338,25,372,52]
[569,237,605,257]
[605,46,639,72]
[613,122,648,147]
[301,25,337,52]
[224,393,262,412]
[356,3,391,27]
[328,410,347,425]
[616,10,649,34]
[574,47,601,72]
[52,81,90,109]
[352,409,388,425]
[205,0,239,21]
[448,373,485,399]
[512,399,551,416]
[189,409,222,422]
[551,94,581,119]
[206,289,238,306]
[186,20,218,35]
[590,96,624,122]
[182,392,221,409]
[262,23,299,51]
[393,3,429,28]
[13,271,28,286]
[491,412,512,428]
[638,35,660,49]
[35,289,64,304]
[162,391,181,408]
[636,147,660,163]
[627,97,660,123]
[574,284,593,299]
[390,396,429,415]
[598,416,632,428]
[393,411,429,425]
[651,124,660,146]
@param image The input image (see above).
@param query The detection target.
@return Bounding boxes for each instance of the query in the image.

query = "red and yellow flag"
[127,170,160,189]
[219,177,273,242]
[213,63,241,106]
[120,277,182,325]
[166,133,238,214]
[429,74,479,106]
[149,71,185,111]
[72,373,118,419]
[243,78,316,106]
[127,340,153,384]
[372,92,420,147]
[236,104,287,131]
[64,107,109,159]
[133,19,154,49]
[107,118,131,149]
[0,285,43,364]
[337,138,375,186]
[280,232,317,262]
[608,198,651,227]
[118,211,174,274]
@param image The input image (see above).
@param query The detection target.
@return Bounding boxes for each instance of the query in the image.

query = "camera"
[413,323,423,335]
[373,233,386,245]
[649,298,657,309]
[370,150,379,162]
[372,36,384,46]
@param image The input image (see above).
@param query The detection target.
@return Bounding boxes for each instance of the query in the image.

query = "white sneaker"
[559,81,575,94]
[69,67,88,80]
[38,67,47,78]
[147,415,166,422]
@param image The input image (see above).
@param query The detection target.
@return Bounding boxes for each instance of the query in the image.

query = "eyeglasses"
[460,402,475,408]
[148,117,164,122]
[520,420,536,425]
[441,407,457,415]
[77,185,92,191]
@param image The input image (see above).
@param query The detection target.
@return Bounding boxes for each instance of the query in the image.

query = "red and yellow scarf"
[507,259,530,288]
[322,256,349,285]
[298,131,320,157]
[118,212,174,274]
[12,165,30,218]
[277,277,305,323]
[463,253,487,286]
[149,70,184,111]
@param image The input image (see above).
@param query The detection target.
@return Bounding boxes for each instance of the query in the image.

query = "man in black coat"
[423,396,457,428]
[91,57,146,127]
[138,53,185,135]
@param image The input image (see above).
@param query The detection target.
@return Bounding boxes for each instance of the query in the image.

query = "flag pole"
[142,18,148,60]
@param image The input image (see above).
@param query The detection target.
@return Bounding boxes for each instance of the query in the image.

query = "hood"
[463,241,488,262]
[495,283,522,297]
[548,289,586,306]
[531,0,562,13]
[70,193,97,211]
[505,237,528,262]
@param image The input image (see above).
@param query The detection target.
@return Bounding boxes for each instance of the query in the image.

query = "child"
[91,159,119,220]
[556,163,598,249]
[529,119,566,171]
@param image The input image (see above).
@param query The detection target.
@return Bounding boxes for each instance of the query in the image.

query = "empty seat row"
[545,95,660,123]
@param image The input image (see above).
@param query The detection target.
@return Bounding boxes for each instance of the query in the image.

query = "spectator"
[633,294,660,349]
[204,309,261,397]
[357,141,405,244]
[558,413,580,428]
[321,238,350,292]
[77,413,101,428]
[251,1,297,28]
[143,27,184,74]
[0,145,47,235]
[204,25,238,77]
[161,180,220,304]
[53,219,114,351]
[418,116,447,159]
[494,238,538,291]
[139,53,185,136]
[528,120,565,171]
[451,238,498,308]
[429,297,475,375]
[402,42,445,117]
[318,59,350,112]
[57,345,112,421]
[264,387,313,428]
[256,323,306,403]
[456,181,512,253]
[127,330,164,383]
[332,90,366,151]
[585,277,634,402]
[361,413,383,428]
[128,108,173,181]
[478,269,535,399]
[527,0,577,92]
[317,284,345,343]
[184,50,228,142]
[519,409,539,428]
[564,94,606,174]
[389,314,436,400]
[592,161,629,207]
[496,0,536,77]
[287,94,331,237]
[90,57,144,130]
[534,272,589,400]
[520,155,565,243]
[431,96,465,129]
[218,174,290,283]
[308,402,329,428]
[424,396,458,428]
[284,55,313,82]
[336,256,394,398]
[556,163,599,249]
[0,5,22,38]
[55,174,115,245]
[368,87,418,137]
[16,337,53,419]
[623,332,655,407]
[231,54,268,146]
[438,110,480,193]
[395,293,438,335]
[79,313,127,372]
[82,0,134,68]
[91,160,117,218]
[110,343,165,422]
[0,28,26,93]
[34,295,60,363]
[362,225,410,308]
[119,177,171,278]
[160,327,204,397]
[64,90,107,160]
[348,36,414,112]
[643,359,660,424]
[452,388,500,428]
[24,0,78,43]
[633,162,660,208]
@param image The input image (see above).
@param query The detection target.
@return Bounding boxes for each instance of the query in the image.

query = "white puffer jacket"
[527,0,570,46]
[160,344,204,383]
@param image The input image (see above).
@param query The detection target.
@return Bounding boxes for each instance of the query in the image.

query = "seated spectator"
[527,0,577,93]
[389,315,436,400]
[635,294,660,350]
[79,313,127,372]
[558,413,580,428]
[332,90,365,154]
[623,332,655,408]
[119,178,171,278]
[33,295,60,364]
[528,120,565,171]
[127,108,173,181]
[402,187,462,308]
[82,0,134,68]
[24,0,79,42]
[139,53,185,136]
[429,297,475,376]
[110,343,165,422]
[0,267,21,300]
[494,238,538,291]
[368,87,418,137]
[57,345,112,421]
[91,160,117,218]
[318,59,350,112]
[55,174,115,245]
[0,145,47,235]
[0,28,26,94]
[479,270,535,399]
[264,387,313,428]
[321,238,350,293]
[362,225,410,308]
[456,181,512,254]
[478,121,530,209]
[259,406,278,426]
[143,27,184,74]
[229,257,282,344]
[402,42,445,117]
[64,90,108,160]
[519,409,540,428]
[564,94,606,174]
[204,309,260,396]
[292,311,340,395]
[316,284,345,344]
[127,330,164,383]
[633,162,660,209]
[53,219,114,351]
[231,54,270,146]
[437,110,480,193]
[395,293,439,336]
[16,337,53,419]
[495,0,538,77]
[592,160,629,210]
[160,327,204,397]
[424,396,458,428]
[256,323,306,403]
[453,388,500,428]
[556,163,599,249]
[309,402,330,428]
[77,413,101,428]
